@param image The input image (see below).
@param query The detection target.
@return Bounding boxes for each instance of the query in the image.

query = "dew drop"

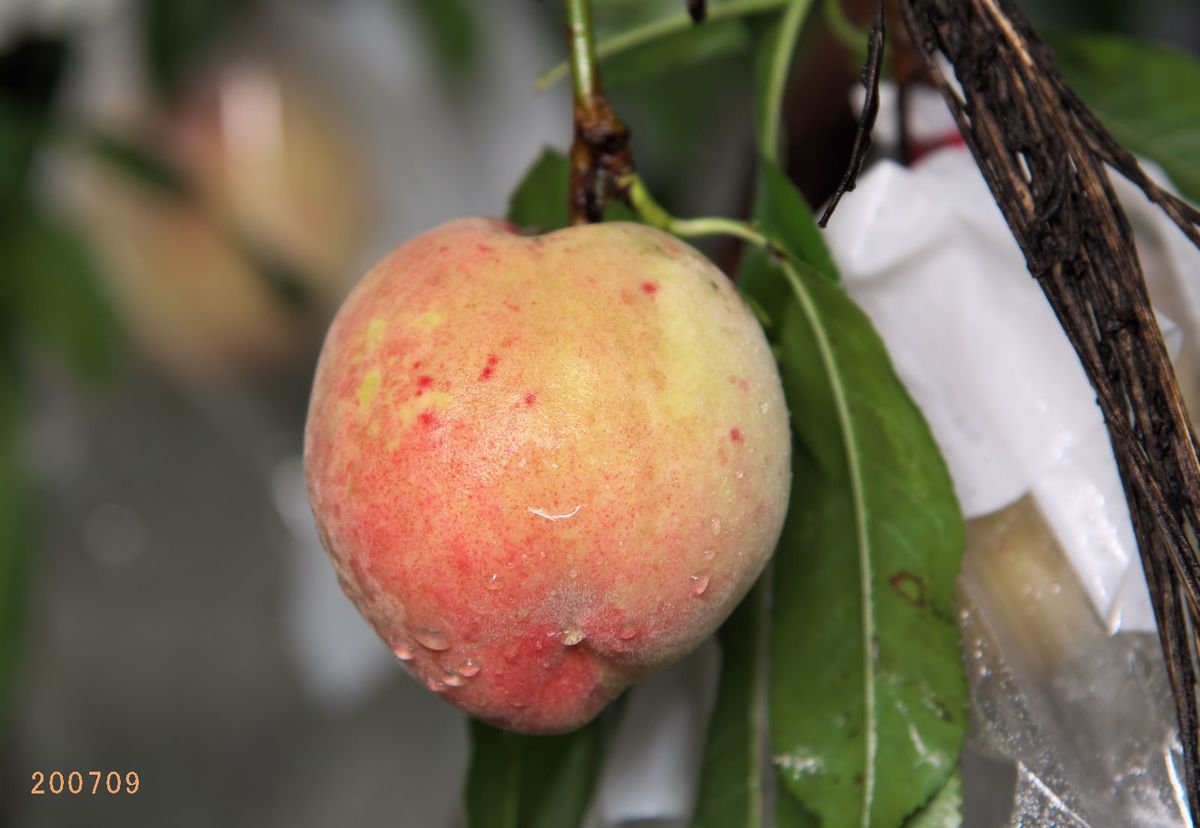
[392,642,414,661]
[709,516,722,536]
[568,568,578,579]
[619,625,638,641]
[735,470,745,480]
[702,548,715,561]
[458,660,481,677]
[563,624,586,646]
[425,677,446,693]
[442,671,466,687]
[413,627,450,651]
[691,572,711,596]
[486,573,502,591]
[758,401,769,414]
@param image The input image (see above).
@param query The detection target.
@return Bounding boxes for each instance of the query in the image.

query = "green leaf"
[740,169,966,827]
[402,0,479,76]
[142,0,249,99]
[753,160,838,281]
[507,150,573,232]
[2,210,122,379]
[776,785,821,827]
[0,341,28,718]
[464,718,608,828]
[903,771,962,828]
[603,19,752,88]
[506,148,638,232]
[691,580,772,828]
[0,103,42,206]
[1052,33,1200,203]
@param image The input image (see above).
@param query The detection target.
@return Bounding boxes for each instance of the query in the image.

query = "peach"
[304,218,790,733]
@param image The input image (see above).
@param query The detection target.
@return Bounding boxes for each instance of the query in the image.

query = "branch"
[818,0,884,227]
[565,0,633,224]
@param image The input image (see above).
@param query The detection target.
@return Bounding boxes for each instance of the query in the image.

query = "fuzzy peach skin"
[304,218,790,733]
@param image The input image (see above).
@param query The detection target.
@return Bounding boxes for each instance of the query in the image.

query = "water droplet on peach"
[619,625,638,641]
[393,642,414,661]
[458,660,481,677]
[710,516,722,536]
[442,671,466,687]
[413,627,450,651]
[486,573,501,590]
[691,572,711,596]
[563,624,586,646]
[759,401,770,414]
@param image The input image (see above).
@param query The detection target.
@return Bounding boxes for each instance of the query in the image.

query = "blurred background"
[0,1,1197,826]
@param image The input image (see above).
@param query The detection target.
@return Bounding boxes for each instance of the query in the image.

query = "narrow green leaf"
[535,0,788,91]
[692,580,772,828]
[739,167,966,827]
[753,160,838,281]
[3,210,122,379]
[903,771,962,828]
[776,784,821,827]
[1052,34,1200,203]
[765,256,965,827]
[402,0,479,75]
[464,718,607,828]
[603,20,752,88]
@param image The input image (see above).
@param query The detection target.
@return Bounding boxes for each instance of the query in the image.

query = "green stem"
[567,0,601,115]
[625,174,771,248]
[760,0,814,164]
[822,0,869,55]
[537,0,790,92]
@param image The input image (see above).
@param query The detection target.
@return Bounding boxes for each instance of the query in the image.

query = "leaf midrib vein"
[782,262,876,827]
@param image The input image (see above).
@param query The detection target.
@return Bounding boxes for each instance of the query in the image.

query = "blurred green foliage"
[1054,34,1200,203]
[403,0,480,76]
[0,31,123,721]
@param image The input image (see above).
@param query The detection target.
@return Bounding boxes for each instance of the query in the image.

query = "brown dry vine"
[899,0,1200,821]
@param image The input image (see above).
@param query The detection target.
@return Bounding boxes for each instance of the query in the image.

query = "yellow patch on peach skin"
[357,368,381,409]
[393,390,452,428]
[364,317,387,352]
[415,310,446,332]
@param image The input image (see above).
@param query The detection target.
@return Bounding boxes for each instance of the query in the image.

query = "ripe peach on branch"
[304,217,790,733]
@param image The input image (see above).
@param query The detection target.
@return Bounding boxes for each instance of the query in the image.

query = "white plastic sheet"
[827,144,1197,634]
